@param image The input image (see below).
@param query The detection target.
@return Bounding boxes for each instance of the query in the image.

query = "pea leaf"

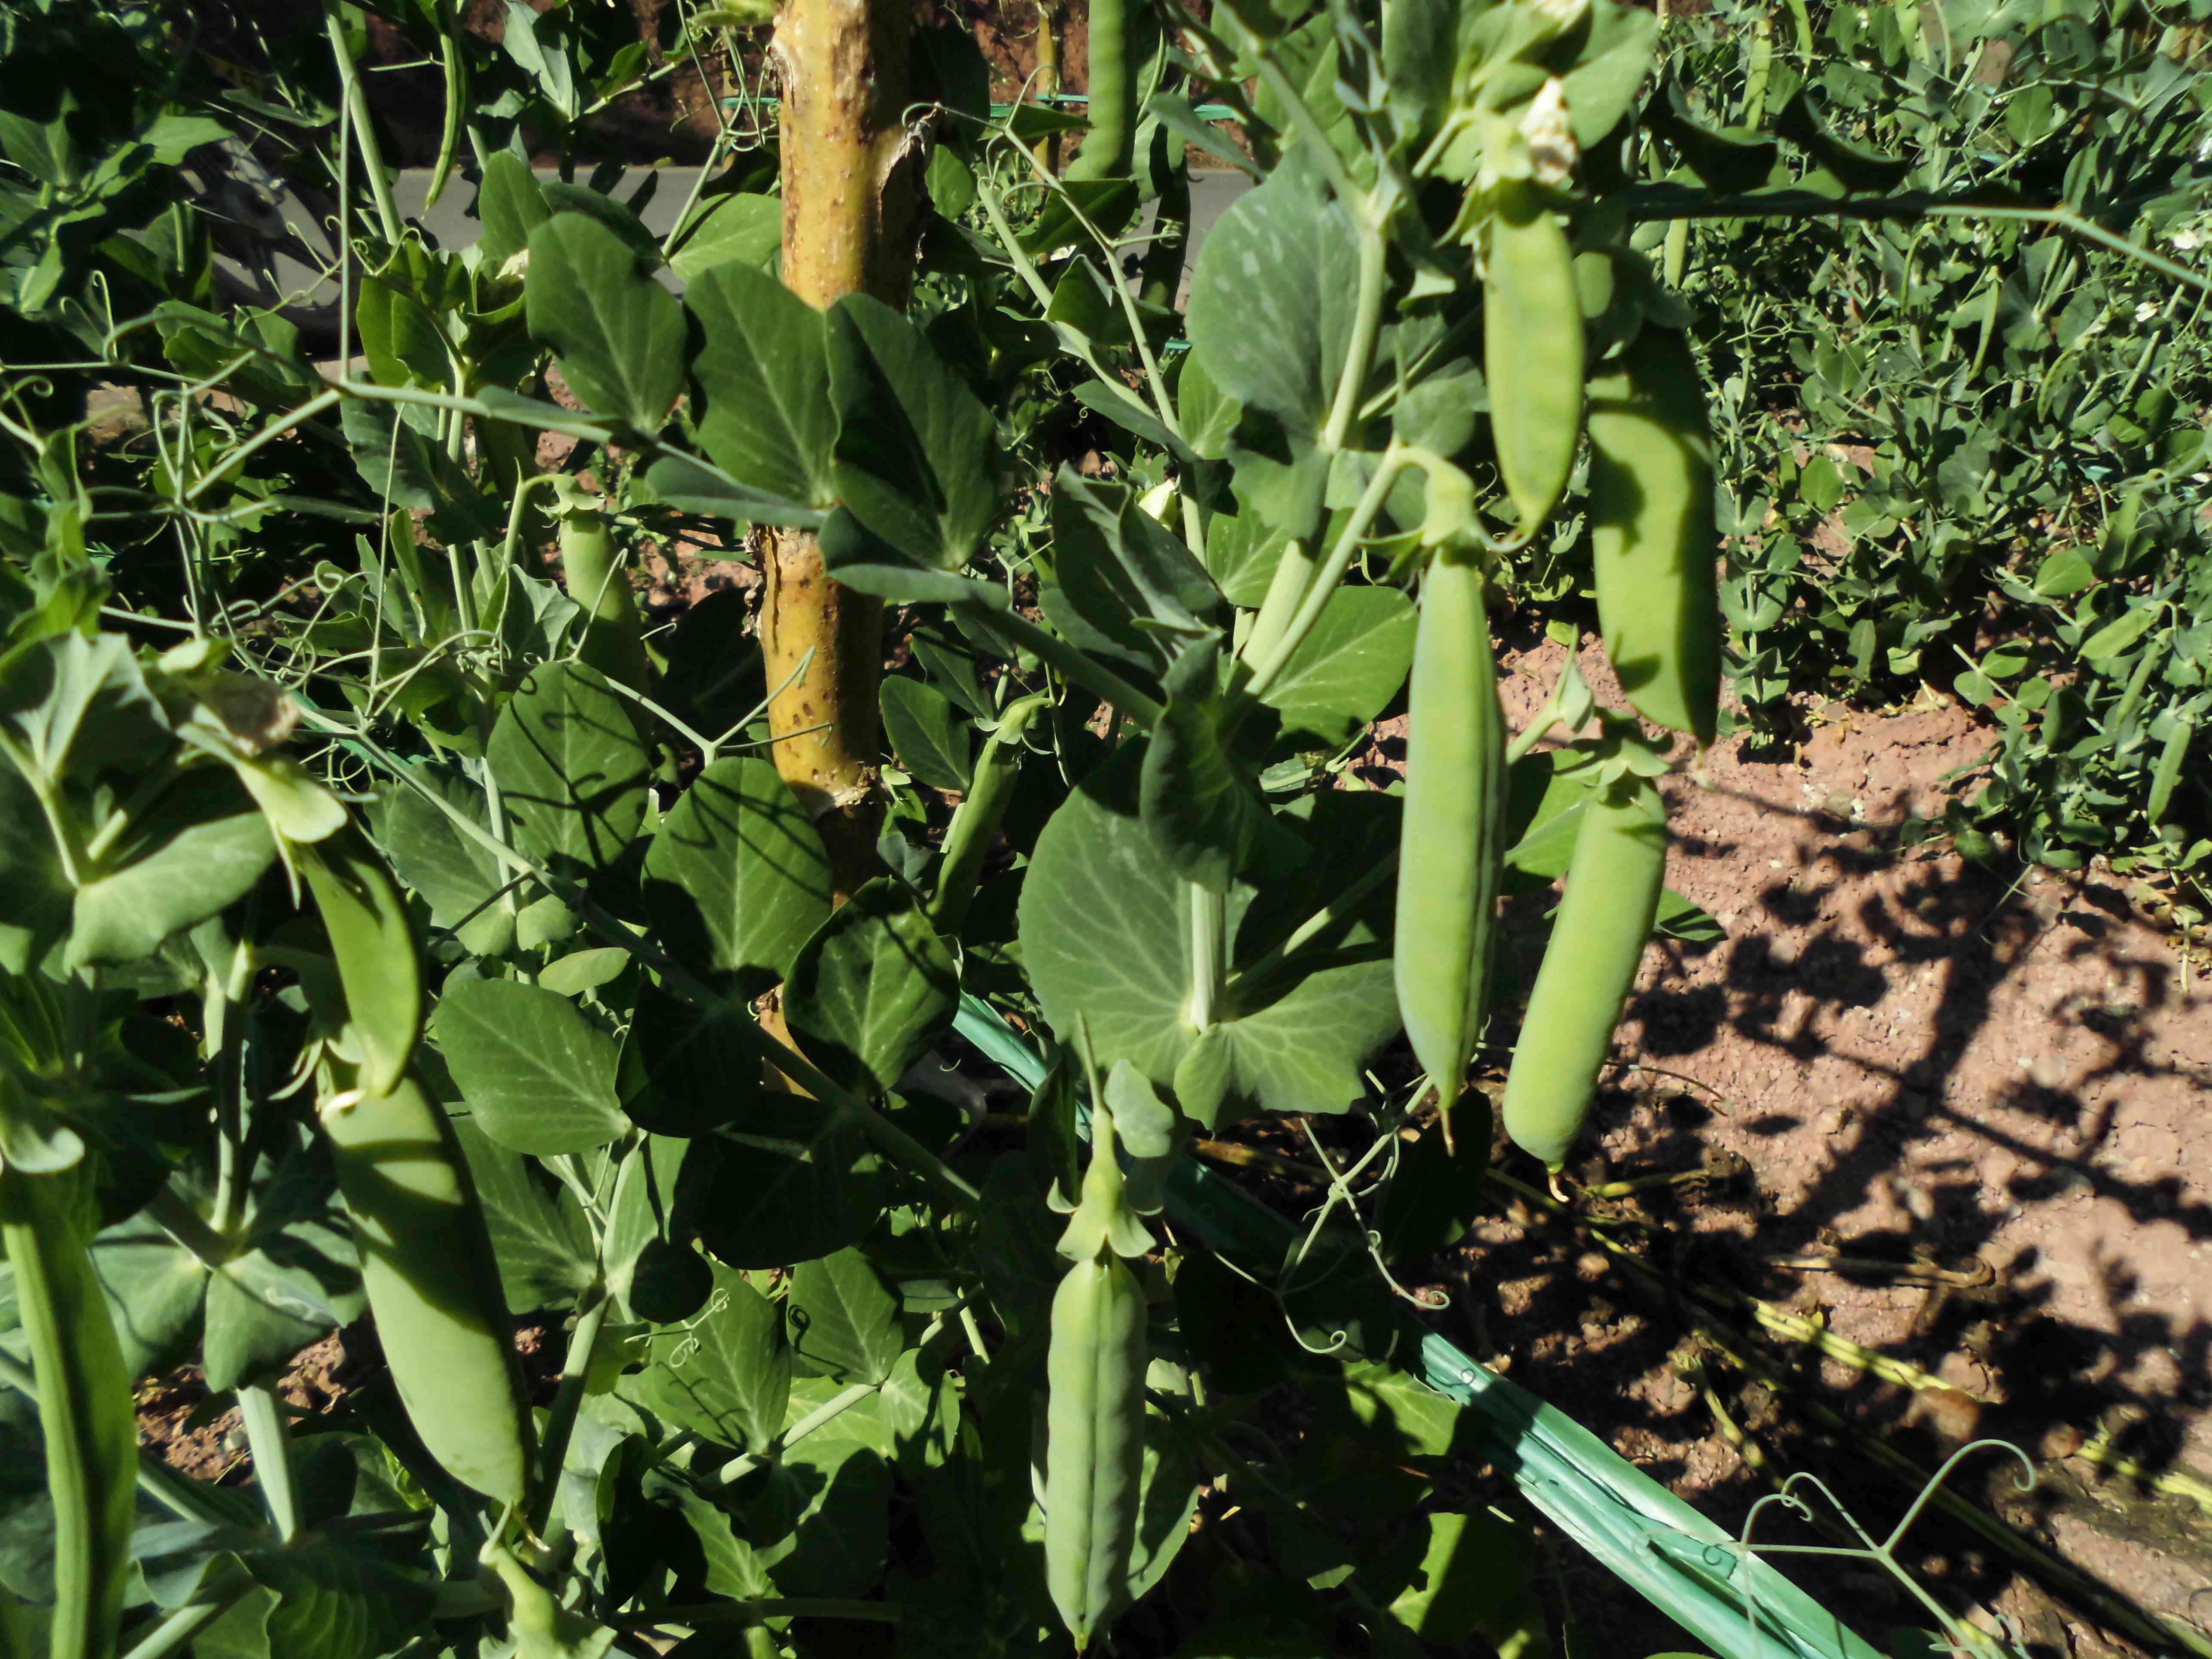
[488,661,650,882]
[448,1115,595,1315]
[787,1249,902,1385]
[685,260,837,512]
[1019,753,1398,1119]
[435,975,632,1154]
[783,878,958,1094]
[827,295,996,573]
[628,1264,790,1452]
[1258,585,1417,747]
[1186,164,1359,441]
[880,676,971,792]
[691,1095,890,1267]
[525,213,685,431]
[642,755,831,999]
[1142,638,1260,894]
[65,769,273,968]
[474,150,548,264]
[669,191,781,282]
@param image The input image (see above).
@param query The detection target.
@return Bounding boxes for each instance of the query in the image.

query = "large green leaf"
[435,975,632,1154]
[1202,501,1288,609]
[1018,754,1398,1121]
[623,981,766,1137]
[670,191,782,282]
[525,213,685,430]
[783,878,958,1094]
[65,769,273,968]
[642,755,831,999]
[1185,164,1360,439]
[879,677,971,792]
[0,629,166,789]
[487,662,650,882]
[685,260,836,511]
[627,1263,790,1452]
[1260,585,1417,747]
[787,1249,902,1386]
[379,766,516,957]
[474,150,548,264]
[0,762,68,972]
[827,295,996,572]
[448,1116,596,1315]
[1044,471,1221,684]
[691,1097,889,1268]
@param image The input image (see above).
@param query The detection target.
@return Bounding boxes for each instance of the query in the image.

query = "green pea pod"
[297,825,422,1097]
[0,1166,135,1659]
[1394,552,1506,1139]
[559,504,653,693]
[1484,183,1584,534]
[1066,0,1133,181]
[320,1055,536,1505]
[1587,328,1723,745]
[1043,1248,1148,1651]
[1501,775,1666,1170]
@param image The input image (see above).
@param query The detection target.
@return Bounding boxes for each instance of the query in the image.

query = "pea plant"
[0,0,2186,1656]
[1661,0,2212,894]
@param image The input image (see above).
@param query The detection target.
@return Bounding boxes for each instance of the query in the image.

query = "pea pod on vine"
[296,823,422,1097]
[1483,179,1585,535]
[1044,1097,1153,1651]
[319,1053,538,1506]
[1587,327,1723,746]
[1501,773,1668,1169]
[1395,549,1506,1150]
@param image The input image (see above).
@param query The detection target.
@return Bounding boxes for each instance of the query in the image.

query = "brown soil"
[1407,635,2212,1658]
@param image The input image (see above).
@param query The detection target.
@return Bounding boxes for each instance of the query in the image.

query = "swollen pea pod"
[1587,327,1723,746]
[558,497,655,693]
[1394,551,1506,1150]
[1065,0,1133,182]
[0,1164,135,1659]
[1044,1104,1152,1651]
[1501,775,1667,1170]
[931,694,1048,934]
[319,1053,538,1505]
[1483,182,1585,535]
[295,823,421,1097]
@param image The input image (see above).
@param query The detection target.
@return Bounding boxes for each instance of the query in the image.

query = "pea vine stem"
[322,2,404,247]
[1243,445,1408,702]
[527,1278,611,1536]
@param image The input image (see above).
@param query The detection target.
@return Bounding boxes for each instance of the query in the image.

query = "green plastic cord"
[952,995,1884,1659]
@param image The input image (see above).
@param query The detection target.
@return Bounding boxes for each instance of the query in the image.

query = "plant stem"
[528,1283,610,1535]
[1186,883,1224,1029]
[1322,226,1389,452]
[323,3,404,246]
[1243,448,1407,701]
[118,1591,251,1659]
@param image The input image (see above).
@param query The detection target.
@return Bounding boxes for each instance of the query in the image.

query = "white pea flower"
[1522,79,1578,186]
[2136,300,2161,324]
[2172,227,2203,252]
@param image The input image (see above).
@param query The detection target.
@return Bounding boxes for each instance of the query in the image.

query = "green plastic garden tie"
[953,994,1884,1659]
